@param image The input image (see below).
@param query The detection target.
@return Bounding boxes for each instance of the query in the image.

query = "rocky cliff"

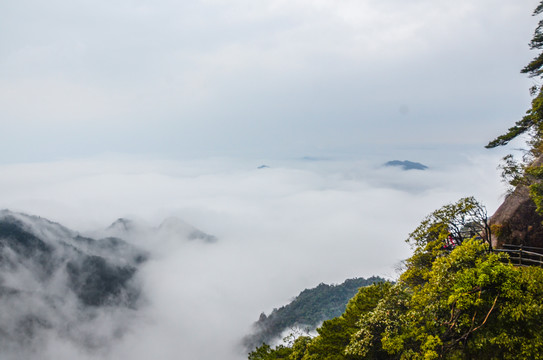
[490,185,543,249]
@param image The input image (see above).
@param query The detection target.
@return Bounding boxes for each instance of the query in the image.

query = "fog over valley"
[0,154,506,359]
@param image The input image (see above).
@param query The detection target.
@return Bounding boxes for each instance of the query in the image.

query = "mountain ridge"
[0,209,147,353]
[242,276,386,351]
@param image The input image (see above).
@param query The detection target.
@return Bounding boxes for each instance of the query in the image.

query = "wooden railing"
[492,244,543,267]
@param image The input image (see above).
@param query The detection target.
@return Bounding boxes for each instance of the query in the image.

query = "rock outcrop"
[489,185,543,249]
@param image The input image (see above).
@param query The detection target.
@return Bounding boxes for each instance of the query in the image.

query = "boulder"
[489,185,543,248]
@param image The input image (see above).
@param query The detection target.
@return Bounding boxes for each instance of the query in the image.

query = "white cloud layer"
[0,154,508,359]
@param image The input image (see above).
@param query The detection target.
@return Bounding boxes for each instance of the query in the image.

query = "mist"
[0,152,507,360]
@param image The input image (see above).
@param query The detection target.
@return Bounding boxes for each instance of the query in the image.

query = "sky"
[0,1,542,359]
[0,0,540,162]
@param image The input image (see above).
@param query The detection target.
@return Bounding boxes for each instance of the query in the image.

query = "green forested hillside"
[243,276,386,351]
[248,198,543,360]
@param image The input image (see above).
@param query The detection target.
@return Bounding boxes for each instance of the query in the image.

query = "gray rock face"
[489,186,543,249]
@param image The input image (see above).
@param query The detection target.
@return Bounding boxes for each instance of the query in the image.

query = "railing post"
[520,244,523,266]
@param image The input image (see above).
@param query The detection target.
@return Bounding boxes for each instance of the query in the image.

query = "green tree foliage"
[406,197,489,249]
[250,198,543,360]
[402,197,490,288]
[345,198,543,359]
[244,277,385,351]
[301,282,392,360]
[526,165,543,214]
[248,282,391,360]
[345,284,409,360]
[248,336,313,360]
[347,238,543,359]
[249,343,292,360]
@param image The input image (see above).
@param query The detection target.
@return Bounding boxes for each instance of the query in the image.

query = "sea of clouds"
[0,151,509,359]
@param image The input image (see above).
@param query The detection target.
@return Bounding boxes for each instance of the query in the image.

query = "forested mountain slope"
[0,209,217,357]
[248,198,543,359]
[0,210,147,353]
[243,276,385,351]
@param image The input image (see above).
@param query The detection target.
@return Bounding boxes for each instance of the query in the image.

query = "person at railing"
[443,234,457,251]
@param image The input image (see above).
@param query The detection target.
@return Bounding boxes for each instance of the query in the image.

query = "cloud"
[0,153,508,359]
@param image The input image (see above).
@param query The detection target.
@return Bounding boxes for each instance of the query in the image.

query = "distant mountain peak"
[105,217,144,237]
[99,216,218,245]
[158,217,217,243]
[384,160,428,171]
[108,218,134,231]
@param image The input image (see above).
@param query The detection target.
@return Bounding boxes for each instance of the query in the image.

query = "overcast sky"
[0,0,540,162]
